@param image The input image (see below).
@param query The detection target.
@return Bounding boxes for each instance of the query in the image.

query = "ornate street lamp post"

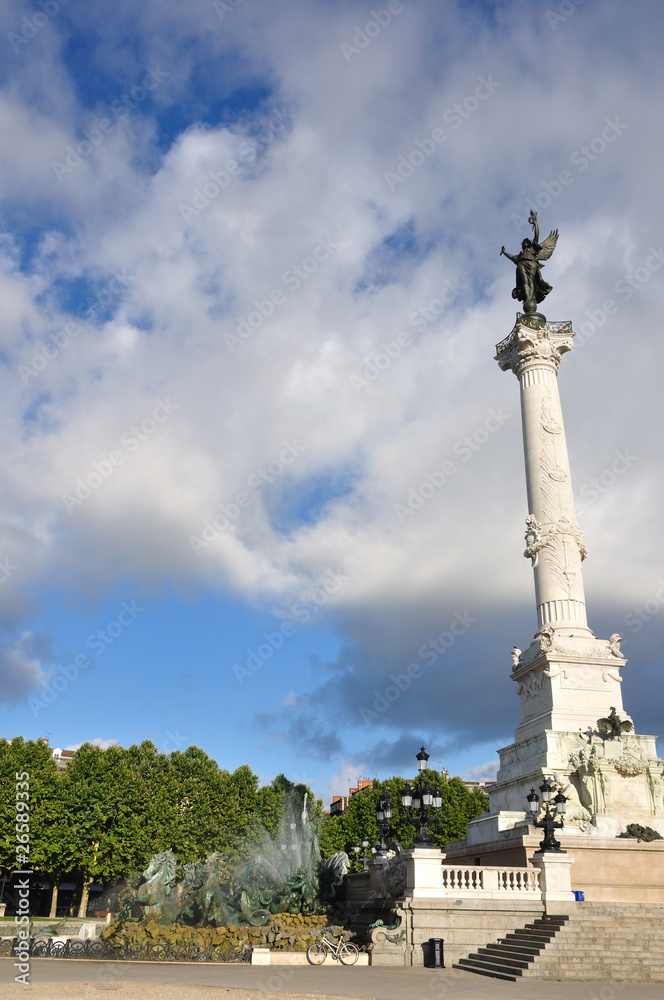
[527,777,567,853]
[353,836,371,871]
[400,746,444,845]
[375,793,393,852]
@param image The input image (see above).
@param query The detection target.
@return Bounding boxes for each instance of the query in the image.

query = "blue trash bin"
[572,890,585,901]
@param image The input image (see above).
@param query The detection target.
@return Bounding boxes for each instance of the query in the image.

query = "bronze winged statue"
[596,706,633,740]
[500,210,558,315]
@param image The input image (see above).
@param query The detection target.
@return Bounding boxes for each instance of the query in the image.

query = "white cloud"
[64,738,120,751]
[459,760,499,783]
[1,0,663,753]
[0,633,49,702]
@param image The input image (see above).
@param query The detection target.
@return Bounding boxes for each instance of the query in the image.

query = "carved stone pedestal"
[529,851,575,914]
[404,846,447,899]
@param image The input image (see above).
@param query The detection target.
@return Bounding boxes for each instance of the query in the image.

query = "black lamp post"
[353,836,371,871]
[375,793,393,852]
[401,746,444,845]
[527,777,567,853]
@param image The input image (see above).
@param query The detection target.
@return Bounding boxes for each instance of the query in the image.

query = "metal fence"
[0,936,251,963]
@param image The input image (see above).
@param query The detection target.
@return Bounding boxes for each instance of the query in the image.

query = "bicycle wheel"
[339,942,359,966]
[306,942,327,965]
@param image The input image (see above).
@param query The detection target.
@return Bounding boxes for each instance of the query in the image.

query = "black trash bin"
[428,937,445,969]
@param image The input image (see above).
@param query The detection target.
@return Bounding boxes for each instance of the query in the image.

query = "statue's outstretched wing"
[596,716,613,732]
[619,719,634,734]
[536,229,559,261]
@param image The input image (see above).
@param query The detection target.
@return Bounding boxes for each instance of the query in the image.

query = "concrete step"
[457,905,664,983]
[503,930,558,944]
[476,949,531,969]
[454,959,520,981]
[486,942,546,959]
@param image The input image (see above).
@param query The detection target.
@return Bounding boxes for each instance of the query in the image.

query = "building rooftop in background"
[51,747,76,770]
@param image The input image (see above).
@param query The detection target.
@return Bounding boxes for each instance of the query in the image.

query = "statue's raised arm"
[501,211,559,318]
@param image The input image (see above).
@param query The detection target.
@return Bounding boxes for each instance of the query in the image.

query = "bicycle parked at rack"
[306,932,359,966]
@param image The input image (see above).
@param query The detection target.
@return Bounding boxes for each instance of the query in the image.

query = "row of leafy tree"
[0,737,488,918]
[1,738,319,918]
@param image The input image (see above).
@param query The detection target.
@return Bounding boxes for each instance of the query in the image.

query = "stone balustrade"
[441,865,540,896]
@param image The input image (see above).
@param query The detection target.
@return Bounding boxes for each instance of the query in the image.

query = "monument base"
[445,825,664,903]
[489,727,664,832]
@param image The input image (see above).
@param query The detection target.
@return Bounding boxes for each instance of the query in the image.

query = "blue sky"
[1,0,664,804]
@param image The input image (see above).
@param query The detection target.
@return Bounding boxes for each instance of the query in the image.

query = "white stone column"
[496,317,591,637]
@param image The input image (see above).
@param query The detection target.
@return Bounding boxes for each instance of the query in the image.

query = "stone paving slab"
[1,959,662,1000]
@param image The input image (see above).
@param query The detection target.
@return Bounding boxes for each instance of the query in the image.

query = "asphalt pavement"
[0,958,661,1000]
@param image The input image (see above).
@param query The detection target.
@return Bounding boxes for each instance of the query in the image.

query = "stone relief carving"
[523,515,587,601]
[566,720,664,817]
[538,625,555,652]
[541,395,568,483]
[524,515,546,568]
[646,763,664,815]
[601,668,623,684]
[553,772,592,832]
[614,757,647,777]
[542,665,568,681]
[516,671,544,698]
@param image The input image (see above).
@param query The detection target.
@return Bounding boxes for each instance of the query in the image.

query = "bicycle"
[306,933,359,966]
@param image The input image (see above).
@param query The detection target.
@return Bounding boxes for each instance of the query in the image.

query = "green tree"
[319,770,489,868]
[57,743,148,916]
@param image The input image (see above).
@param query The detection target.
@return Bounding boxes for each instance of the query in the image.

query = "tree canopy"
[0,738,321,917]
[318,769,489,871]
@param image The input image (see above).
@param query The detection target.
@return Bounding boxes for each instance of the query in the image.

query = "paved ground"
[0,959,660,1000]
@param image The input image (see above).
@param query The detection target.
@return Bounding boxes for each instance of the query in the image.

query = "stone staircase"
[454,903,664,981]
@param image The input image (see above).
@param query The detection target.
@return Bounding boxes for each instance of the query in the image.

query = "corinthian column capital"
[495,315,575,378]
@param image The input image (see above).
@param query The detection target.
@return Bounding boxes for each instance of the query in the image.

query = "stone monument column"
[493,315,628,742]
[444,218,664,870]
[495,317,590,636]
